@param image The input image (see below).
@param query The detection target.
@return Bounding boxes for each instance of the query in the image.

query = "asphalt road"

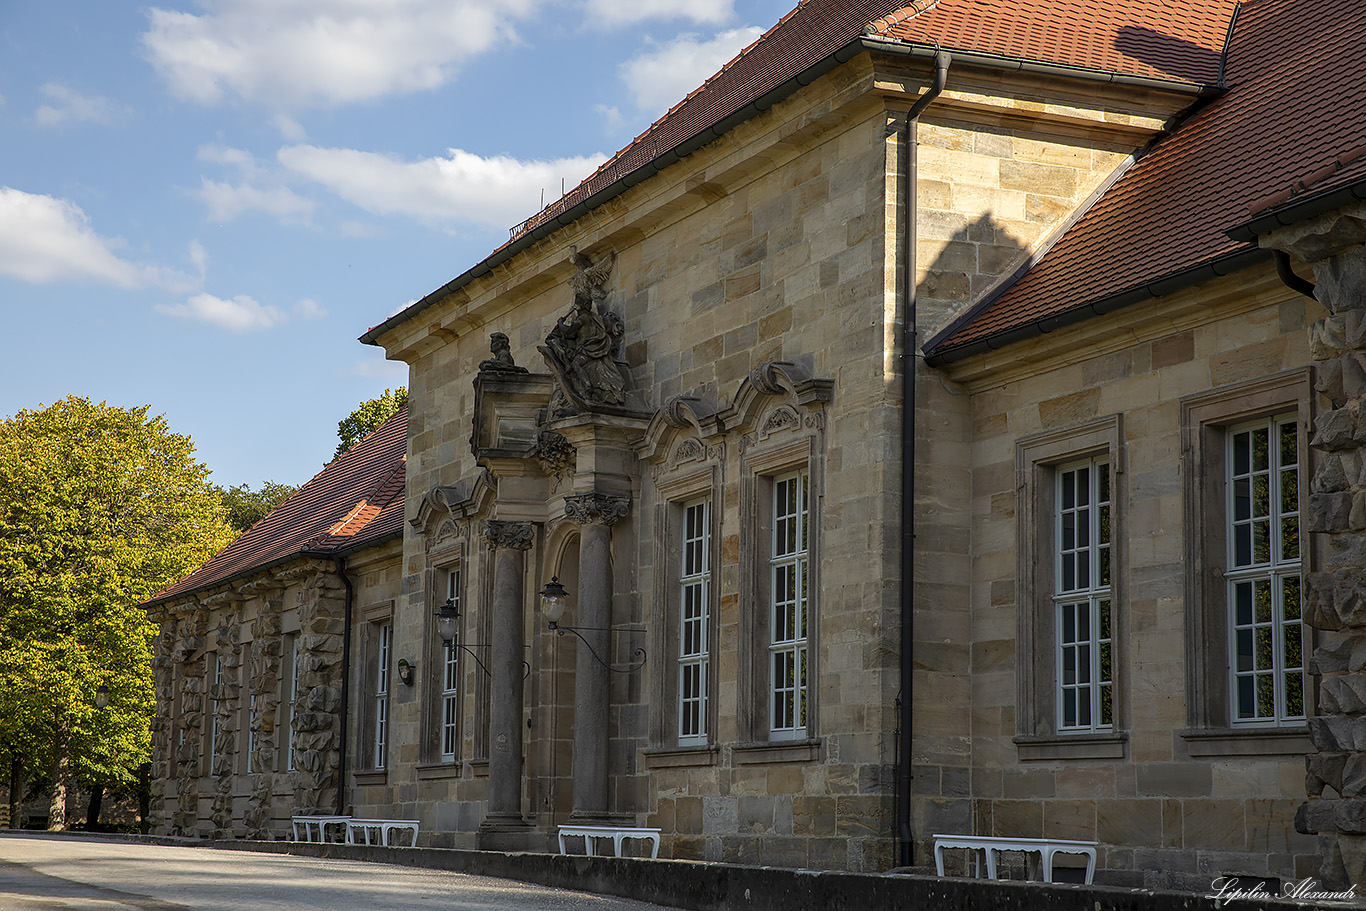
[0,833,679,911]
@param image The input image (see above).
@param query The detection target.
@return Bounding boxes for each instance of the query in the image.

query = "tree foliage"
[333,387,406,461]
[215,480,298,533]
[0,397,234,816]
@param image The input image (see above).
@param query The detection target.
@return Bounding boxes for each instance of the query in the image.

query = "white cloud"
[277,145,607,230]
[583,0,735,26]
[157,293,287,331]
[620,27,764,116]
[271,113,307,142]
[0,187,144,287]
[195,143,315,223]
[33,83,124,127]
[142,0,533,110]
[295,298,326,319]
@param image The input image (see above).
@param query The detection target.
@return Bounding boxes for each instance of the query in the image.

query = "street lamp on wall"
[94,684,110,710]
[396,658,415,686]
[537,576,646,673]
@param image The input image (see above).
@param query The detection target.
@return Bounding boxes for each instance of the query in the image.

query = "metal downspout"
[334,555,354,817]
[1273,250,1317,299]
[898,50,950,869]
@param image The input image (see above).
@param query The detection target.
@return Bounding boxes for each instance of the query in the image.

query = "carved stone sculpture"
[539,249,627,415]
[562,493,631,527]
[478,332,528,375]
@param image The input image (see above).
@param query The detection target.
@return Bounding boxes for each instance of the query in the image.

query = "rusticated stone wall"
[172,604,208,836]
[1262,204,1366,889]
[208,601,243,837]
[147,615,177,833]
[290,567,348,815]
[243,594,283,838]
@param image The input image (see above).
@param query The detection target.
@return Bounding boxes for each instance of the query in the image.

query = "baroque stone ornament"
[563,493,631,527]
[478,331,528,375]
[539,248,627,416]
[535,430,576,478]
[483,519,535,551]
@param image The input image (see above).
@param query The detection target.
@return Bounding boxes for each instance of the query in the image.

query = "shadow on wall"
[915,212,1031,345]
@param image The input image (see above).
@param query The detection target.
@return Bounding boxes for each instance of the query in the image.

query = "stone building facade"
[149,0,1366,891]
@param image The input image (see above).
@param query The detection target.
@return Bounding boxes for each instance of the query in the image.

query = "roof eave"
[923,246,1268,367]
[1227,176,1366,242]
[361,35,1218,349]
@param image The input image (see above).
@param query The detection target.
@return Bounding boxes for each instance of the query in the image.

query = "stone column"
[483,520,535,827]
[1263,203,1366,889]
[563,493,630,821]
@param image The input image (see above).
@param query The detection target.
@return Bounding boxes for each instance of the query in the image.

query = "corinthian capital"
[562,493,631,527]
[483,520,535,551]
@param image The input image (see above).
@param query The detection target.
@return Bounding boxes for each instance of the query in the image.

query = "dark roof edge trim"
[1227,176,1366,241]
[924,246,1268,367]
[361,36,1216,348]
[143,529,404,610]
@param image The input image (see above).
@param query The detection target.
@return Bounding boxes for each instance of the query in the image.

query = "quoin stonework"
[146,0,1366,891]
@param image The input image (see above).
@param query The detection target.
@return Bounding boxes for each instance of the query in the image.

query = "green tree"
[215,480,298,533]
[0,397,233,829]
[333,387,407,461]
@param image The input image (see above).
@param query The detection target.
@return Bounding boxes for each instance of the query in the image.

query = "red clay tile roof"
[875,0,1237,84]
[146,406,407,605]
[928,0,1366,359]
[366,0,1228,346]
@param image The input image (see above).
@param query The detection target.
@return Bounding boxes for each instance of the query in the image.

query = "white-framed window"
[246,693,256,774]
[209,654,223,767]
[769,469,809,740]
[678,496,711,746]
[374,621,391,770]
[1226,416,1305,726]
[441,569,461,761]
[285,634,300,771]
[1053,458,1113,733]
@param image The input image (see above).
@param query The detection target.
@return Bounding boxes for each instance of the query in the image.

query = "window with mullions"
[678,496,711,746]
[1227,417,1305,726]
[1054,458,1113,732]
[374,621,391,769]
[285,635,300,771]
[440,570,461,761]
[209,654,223,768]
[770,470,809,740]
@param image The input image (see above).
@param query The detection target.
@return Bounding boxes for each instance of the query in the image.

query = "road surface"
[0,833,678,911]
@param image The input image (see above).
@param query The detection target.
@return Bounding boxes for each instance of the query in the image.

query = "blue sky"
[0,0,793,488]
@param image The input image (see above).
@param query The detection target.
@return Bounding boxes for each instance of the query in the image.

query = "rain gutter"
[923,246,1269,366]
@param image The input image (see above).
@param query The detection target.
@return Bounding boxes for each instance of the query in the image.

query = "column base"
[567,810,638,827]
[476,817,547,853]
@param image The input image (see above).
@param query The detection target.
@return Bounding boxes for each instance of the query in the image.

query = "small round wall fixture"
[435,596,461,643]
[396,658,415,686]
[539,576,570,627]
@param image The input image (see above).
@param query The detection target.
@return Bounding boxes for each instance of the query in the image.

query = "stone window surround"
[644,462,722,769]
[353,601,393,784]
[736,432,824,760]
[1178,367,1315,757]
[418,546,466,776]
[1014,413,1128,762]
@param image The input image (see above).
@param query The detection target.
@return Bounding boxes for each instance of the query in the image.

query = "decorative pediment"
[411,470,496,533]
[638,394,720,464]
[720,360,833,435]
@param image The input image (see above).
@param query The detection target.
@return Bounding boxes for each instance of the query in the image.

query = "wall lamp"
[538,576,646,673]
[396,658,416,686]
[435,597,529,679]
[95,684,110,710]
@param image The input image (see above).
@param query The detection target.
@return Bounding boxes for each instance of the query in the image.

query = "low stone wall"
[125,836,1323,911]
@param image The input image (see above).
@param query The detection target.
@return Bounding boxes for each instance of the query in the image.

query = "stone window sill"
[415,761,461,780]
[643,745,720,769]
[469,759,489,778]
[731,738,822,764]
[1178,727,1311,757]
[1014,732,1127,761]
[351,770,387,786]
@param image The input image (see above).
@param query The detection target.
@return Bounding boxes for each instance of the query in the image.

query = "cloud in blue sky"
[277,145,608,231]
[33,83,125,127]
[0,188,145,287]
[618,27,766,117]
[156,294,325,332]
[141,0,535,110]
[196,144,316,224]
[584,0,738,26]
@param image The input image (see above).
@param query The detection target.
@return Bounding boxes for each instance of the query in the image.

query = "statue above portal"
[539,248,626,415]
[478,332,528,375]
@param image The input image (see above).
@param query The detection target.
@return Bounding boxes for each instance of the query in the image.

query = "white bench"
[557,825,661,858]
[291,815,351,843]
[345,818,420,847]
[932,834,1098,884]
